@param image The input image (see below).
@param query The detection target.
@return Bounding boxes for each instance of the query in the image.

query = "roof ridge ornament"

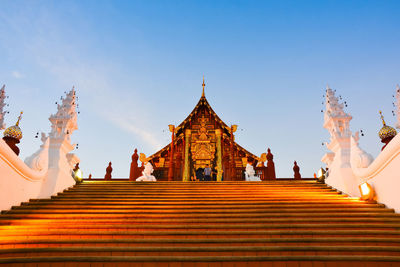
[379,110,387,126]
[15,111,23,127]
[202,76,205,98]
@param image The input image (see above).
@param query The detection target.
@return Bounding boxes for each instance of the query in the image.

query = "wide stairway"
[1,180,400,266]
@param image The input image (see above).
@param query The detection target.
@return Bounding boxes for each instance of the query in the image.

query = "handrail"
[351,134,400,182]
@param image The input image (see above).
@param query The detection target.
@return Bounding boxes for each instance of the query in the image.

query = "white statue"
[136,162,157,182]
[245,163,261,181]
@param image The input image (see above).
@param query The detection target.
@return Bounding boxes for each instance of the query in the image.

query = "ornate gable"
[146,80,261,181]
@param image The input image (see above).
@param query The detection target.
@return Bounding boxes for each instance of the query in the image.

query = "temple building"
[144,79,275,181]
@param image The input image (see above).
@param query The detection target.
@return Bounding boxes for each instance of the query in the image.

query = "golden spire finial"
[202,76,205,97]
[379,110,387,126]
[15,111,23,126]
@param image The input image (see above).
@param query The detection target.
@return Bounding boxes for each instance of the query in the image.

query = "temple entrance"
[141,79,275,181]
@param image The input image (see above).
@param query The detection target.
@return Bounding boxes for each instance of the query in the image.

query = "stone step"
[2,229,400,238]
[1,224,400,232]
[60,193,345,198]
[1,237,400,249]
[2,214,400,222]
[0,223,400,231]
[69,186,332,190]
[54,192,348,196]
[1,246,400,258]
[15,203,387,209]
[29,199,370,204]
[49,196,357,201]
[22,199,378,208]
[10,207,394,214]
[2,213,399,222]
[1,180,399,265]
[69,186,332,191]
[1,255,400,267]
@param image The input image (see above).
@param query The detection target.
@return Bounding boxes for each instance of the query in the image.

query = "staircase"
[1,180,400,266]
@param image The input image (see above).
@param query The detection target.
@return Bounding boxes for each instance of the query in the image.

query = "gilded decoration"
[146,79,262,181]
[191,116,216,169]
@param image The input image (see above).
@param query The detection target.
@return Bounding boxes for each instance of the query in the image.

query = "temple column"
[182,129,191,181]
[167,125,175,181]
[230,125,237,180]
[215,129,223,182]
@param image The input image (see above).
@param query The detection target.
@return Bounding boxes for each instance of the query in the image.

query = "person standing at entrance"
[196,168,204,181]
[204,165,212,181]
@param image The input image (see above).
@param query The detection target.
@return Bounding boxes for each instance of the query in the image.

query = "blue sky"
[0,0,399,178]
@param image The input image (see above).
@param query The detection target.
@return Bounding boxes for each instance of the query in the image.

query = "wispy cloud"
[1,3,162,152]
[107,116,163,151]
[12,71,24,79]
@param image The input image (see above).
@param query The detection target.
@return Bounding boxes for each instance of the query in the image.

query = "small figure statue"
[266,148,276,179]
[244,160,261,182]
[88,174,92,180]
[129,148,139,181]
[293,161,301,179]
[136,162,157,182]
[104,162,112,180]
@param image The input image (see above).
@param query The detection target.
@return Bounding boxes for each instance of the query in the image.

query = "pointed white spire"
[323,86,352,146]
[322,86,353,170]
[0,85,7,130]
[325,85,346,118]
[49,86,78,140]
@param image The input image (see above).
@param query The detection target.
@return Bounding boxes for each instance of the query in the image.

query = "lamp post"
[73,163,82,183]
[359,182,375,200]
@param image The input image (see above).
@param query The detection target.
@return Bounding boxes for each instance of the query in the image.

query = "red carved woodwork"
[129,148,139,181]
[143,89,273,181]
[293,161,301,180]
[104,162,112,180]
[3,136,20,156]
[381,136,395,151]
[266,148,276,179]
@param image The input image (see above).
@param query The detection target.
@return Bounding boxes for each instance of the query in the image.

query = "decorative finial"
[379,111,386,126]
[15,111,23,126]
[231,124,238,133]
[326,83,331,90]
[202,76,205,97]
[1,85,5,91]
[396,84,400,91]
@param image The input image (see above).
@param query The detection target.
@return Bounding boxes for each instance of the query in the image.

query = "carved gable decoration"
[147,86,260,176]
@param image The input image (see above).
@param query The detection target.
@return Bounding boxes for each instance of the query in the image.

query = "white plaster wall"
[0,138,77,211]
[367,155,400,213]
[0,139,46,211]
[326,134,400,213]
